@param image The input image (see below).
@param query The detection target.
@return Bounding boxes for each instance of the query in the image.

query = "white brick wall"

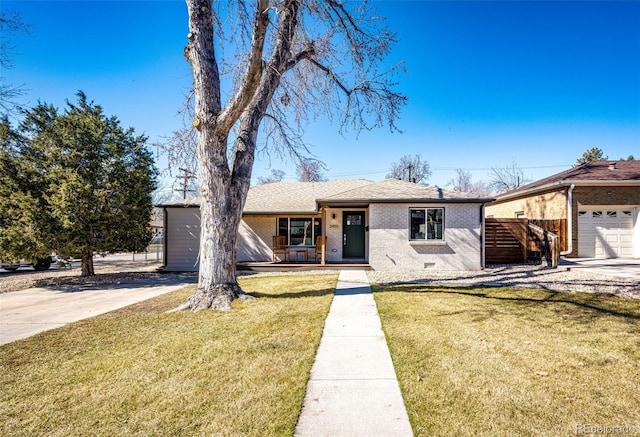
[237,216,274,262]
[369,203,483,271]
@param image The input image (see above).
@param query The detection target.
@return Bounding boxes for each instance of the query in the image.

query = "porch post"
[321,207,326,266]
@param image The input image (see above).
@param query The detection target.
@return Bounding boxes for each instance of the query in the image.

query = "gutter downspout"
[560,183,575,256]
[481,203,486,269]
[321,207,326,265]
[162,207,168,269]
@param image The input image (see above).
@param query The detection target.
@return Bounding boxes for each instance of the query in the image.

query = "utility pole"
[175,168,196,199]
[407,164,416,183]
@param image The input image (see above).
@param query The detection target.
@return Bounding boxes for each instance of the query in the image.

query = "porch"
[237,261,371,273]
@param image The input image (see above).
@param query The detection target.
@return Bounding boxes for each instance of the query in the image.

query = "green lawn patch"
[373,285,640,437]
[1,274,337,437]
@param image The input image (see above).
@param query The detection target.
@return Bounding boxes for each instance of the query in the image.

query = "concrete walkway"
[0,275,196,345]
[560,257,640,281]
[295,270,413,437]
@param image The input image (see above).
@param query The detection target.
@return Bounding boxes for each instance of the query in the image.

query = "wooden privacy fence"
[485,218,565,267]
[528,219,567,253]
[485,219,528,264]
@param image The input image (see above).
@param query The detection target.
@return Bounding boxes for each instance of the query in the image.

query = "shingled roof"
[318,178,491,204]
[160,179,373,213]
[161,178,492,213]
[243,179,372,214]
[497,159,640,199]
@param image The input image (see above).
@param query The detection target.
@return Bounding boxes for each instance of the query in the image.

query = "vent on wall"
[424,262,436,269]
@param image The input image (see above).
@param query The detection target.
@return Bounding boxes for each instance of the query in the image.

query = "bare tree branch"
[387,154,431,184]
[216,0,270,134]
[447,168,490,195]
[488,158,531,194]
[297,158,326,182]
[0,10,31,114]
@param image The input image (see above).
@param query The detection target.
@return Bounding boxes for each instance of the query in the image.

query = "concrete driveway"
[560,257,640,281]
[0,275,196,346]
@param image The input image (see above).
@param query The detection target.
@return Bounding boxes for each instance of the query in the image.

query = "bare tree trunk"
[175,0,294,311]
[178,133,254,311]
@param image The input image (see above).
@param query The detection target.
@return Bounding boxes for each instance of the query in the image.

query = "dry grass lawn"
[1,274,337,437]
[373,285,640,437]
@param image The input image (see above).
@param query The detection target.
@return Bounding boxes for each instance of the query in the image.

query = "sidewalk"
[295,270,413,436]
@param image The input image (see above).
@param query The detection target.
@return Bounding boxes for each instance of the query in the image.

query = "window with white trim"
[410,208,444,241]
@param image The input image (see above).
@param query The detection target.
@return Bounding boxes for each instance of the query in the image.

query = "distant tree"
[0,10,30,114]
[576,147,607,165]
[625,155,634,161]
[297,160,326,182]
[257,169,286,184]
[7,92,158,276]
[488,158,531,194]
[447,168,490,195]
[387,154,431,184]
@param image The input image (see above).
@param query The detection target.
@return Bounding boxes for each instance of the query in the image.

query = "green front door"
[343,211,365,258]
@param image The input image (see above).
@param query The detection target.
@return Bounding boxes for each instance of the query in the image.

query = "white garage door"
[578,209,634,258]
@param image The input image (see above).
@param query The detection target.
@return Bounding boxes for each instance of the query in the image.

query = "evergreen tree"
[3,92,158,276]
[0,117,51,264]
[576,147,607,165]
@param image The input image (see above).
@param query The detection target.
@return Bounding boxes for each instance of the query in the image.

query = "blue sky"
[3,0,639,194]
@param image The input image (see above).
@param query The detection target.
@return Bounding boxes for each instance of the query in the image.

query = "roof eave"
[159,202,200,208]
[318,197,493,205]
[242,210,320,216]
[493,179,640,203]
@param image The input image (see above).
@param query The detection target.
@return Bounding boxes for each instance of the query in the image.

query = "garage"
[578,209,635,258]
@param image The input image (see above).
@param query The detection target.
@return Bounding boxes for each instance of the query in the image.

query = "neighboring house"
[161,178,493,272]
[486,160,640,259]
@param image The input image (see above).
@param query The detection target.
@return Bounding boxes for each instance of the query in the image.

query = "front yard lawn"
[373,285,640,437]
[1,274,337,437]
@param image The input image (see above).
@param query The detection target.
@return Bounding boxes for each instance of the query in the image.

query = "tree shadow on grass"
[249,287,335,299]
[374,284,640,323]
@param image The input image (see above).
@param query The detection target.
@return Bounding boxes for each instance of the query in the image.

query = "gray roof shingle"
[243,179,373,213]
[160,178,493,212]
[319,178,491,203]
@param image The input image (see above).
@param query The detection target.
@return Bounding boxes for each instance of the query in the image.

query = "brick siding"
[237,216,275,262]
[368,203,483,271]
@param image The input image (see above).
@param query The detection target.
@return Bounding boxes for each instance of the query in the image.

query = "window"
[592,211,602,218]
[345,214,362,226]
[278,217,322,246]
[410,208,444,240]
[606,211,617,218]
[515,211,525,219]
